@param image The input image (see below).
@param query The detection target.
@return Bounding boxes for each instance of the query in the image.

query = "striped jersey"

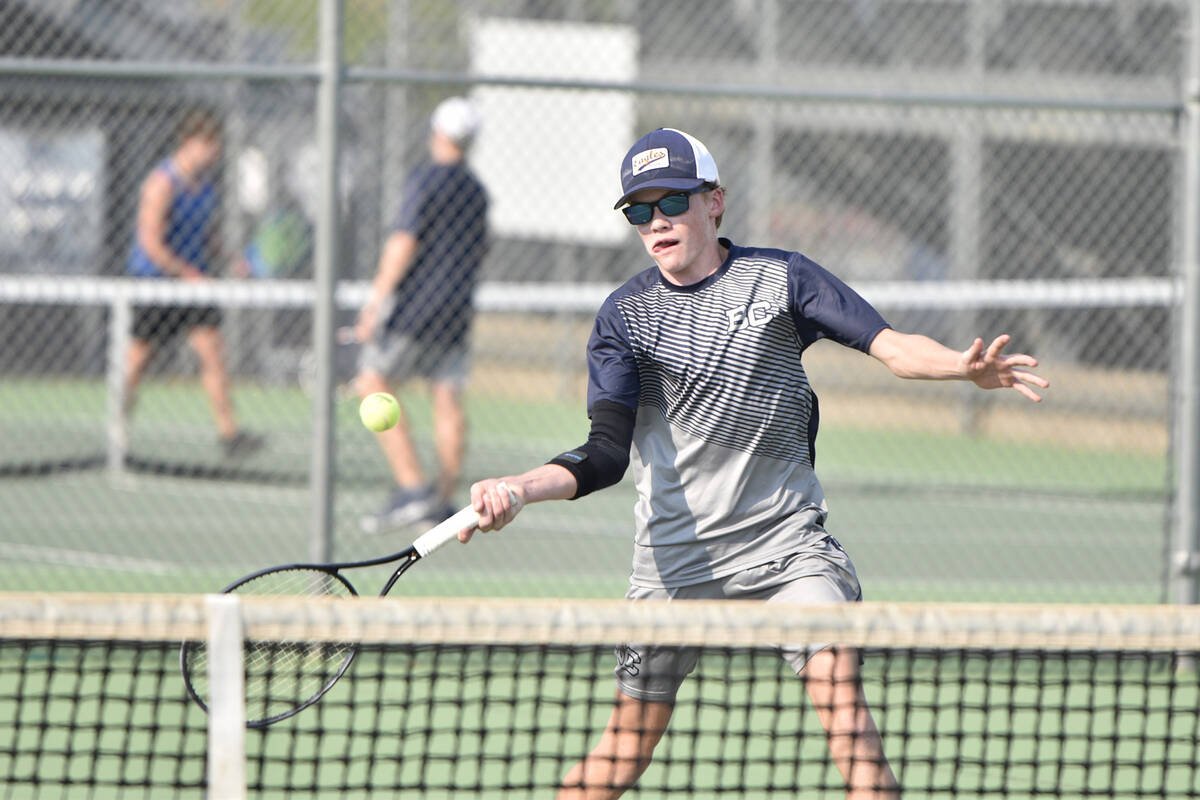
[587,239,890,588]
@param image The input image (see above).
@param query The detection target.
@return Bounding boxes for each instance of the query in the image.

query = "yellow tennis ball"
[359,392,400,432]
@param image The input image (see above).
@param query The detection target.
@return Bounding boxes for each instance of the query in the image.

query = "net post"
[205,594,247,800]
[105,294,131,479]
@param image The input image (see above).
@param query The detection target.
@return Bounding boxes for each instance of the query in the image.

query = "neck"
[430,135,464,164]
[171,152,201,182]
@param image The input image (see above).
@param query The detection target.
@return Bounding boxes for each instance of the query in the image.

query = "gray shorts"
[614,535,862,703]
[359,333,468,387]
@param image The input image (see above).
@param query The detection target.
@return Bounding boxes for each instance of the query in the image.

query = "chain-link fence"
[0,0,1188,603]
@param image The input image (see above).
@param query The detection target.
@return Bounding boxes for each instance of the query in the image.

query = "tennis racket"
[181,486,515,728]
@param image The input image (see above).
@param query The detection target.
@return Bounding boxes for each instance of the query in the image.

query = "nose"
[649,205,672,229]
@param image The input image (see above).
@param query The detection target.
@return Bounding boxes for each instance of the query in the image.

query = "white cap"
[431,97,481,146]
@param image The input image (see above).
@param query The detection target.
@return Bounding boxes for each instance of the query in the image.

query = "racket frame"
[179,497,507,727]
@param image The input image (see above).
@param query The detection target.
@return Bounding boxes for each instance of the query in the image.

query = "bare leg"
[187,325,236,440]
[557,691,673,800]
[430,380,465,503]
[357,369,425,488]
[803,647,900,799]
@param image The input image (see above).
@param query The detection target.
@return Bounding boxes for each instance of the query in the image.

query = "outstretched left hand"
[960,334,1049,402]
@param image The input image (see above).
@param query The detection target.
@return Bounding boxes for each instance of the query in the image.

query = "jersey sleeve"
[585,296,640,412]
[392,167,431,234]
[788,254,891,352]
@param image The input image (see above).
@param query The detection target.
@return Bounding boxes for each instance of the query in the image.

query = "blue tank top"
[127,161,217,277]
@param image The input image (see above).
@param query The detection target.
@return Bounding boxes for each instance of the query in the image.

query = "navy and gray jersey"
[587,239,890,588]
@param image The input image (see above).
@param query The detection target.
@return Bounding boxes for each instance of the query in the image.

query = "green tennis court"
[0,376,1168,603]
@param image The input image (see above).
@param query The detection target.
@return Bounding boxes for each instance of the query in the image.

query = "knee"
[189,330,225,366]
[562,748,654,799]
[607,758,653,794]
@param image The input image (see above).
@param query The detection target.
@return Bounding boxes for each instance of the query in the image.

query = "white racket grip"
[412,506,479,558]
[412,483,520,559]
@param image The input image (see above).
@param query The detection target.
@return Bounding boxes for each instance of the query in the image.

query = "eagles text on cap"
[615,128,720,209]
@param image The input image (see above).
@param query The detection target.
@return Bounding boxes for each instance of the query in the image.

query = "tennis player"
[125,108,264,459]
[356,97,489,530]
[464,128,1048,798]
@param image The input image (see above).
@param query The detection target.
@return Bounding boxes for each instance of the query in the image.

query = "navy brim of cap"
[613,177,709,209]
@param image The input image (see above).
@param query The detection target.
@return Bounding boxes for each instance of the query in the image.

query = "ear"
[707,187,725,220]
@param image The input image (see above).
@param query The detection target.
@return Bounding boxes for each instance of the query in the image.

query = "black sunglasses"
[621,186,711,225]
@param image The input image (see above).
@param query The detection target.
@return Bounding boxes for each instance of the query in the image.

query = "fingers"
[962,337,984,363]
[465,479,524,540]
[967,335,1049,402]
[1012,380,1043,403]
[1000,353,1039,369]
[984,334,1011,362]
[1011,368,1049,390]
[1005,368,1049,403]
[353,317,372,344]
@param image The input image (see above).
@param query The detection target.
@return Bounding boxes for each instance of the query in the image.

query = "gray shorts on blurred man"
[359,333,469,388]
[614,534,863,703]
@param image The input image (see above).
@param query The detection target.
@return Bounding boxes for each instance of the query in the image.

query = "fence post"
[310,0,344,565]
[952,0,987,434]
[1172,0,1200,607]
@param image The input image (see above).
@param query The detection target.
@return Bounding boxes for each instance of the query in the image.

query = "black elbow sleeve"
[547,400,635,499]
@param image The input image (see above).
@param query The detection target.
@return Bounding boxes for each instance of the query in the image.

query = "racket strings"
[237,567,356,597]
[183,566,359,725]
[245,640,356,722]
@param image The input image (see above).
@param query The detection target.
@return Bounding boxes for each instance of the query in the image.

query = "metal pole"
[1172,0,1200,606]
[748,0,777,244]
[310,0,343,564]
[223,0,250,376]
[953,0,986,434]
[383,0,410,230]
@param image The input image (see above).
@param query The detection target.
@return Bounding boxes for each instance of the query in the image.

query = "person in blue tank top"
[124,108,264,459]
[354,97,489,531]
[455,129,1051,798]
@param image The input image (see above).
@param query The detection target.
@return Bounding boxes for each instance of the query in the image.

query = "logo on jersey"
[631,147,670,176]
[615,644,642,676]
[726,300,776,333]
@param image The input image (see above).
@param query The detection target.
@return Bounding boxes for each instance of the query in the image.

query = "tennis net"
[2,592,1199,799]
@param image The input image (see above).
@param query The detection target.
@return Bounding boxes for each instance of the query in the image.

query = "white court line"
[0,542,177,574]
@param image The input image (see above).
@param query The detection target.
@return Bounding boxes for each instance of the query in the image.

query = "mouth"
[652,238,679,254]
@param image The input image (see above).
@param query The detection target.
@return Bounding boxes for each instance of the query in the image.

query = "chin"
[650,249,681,268]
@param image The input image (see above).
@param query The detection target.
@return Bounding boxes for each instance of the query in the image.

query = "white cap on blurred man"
[431,97,481,147]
